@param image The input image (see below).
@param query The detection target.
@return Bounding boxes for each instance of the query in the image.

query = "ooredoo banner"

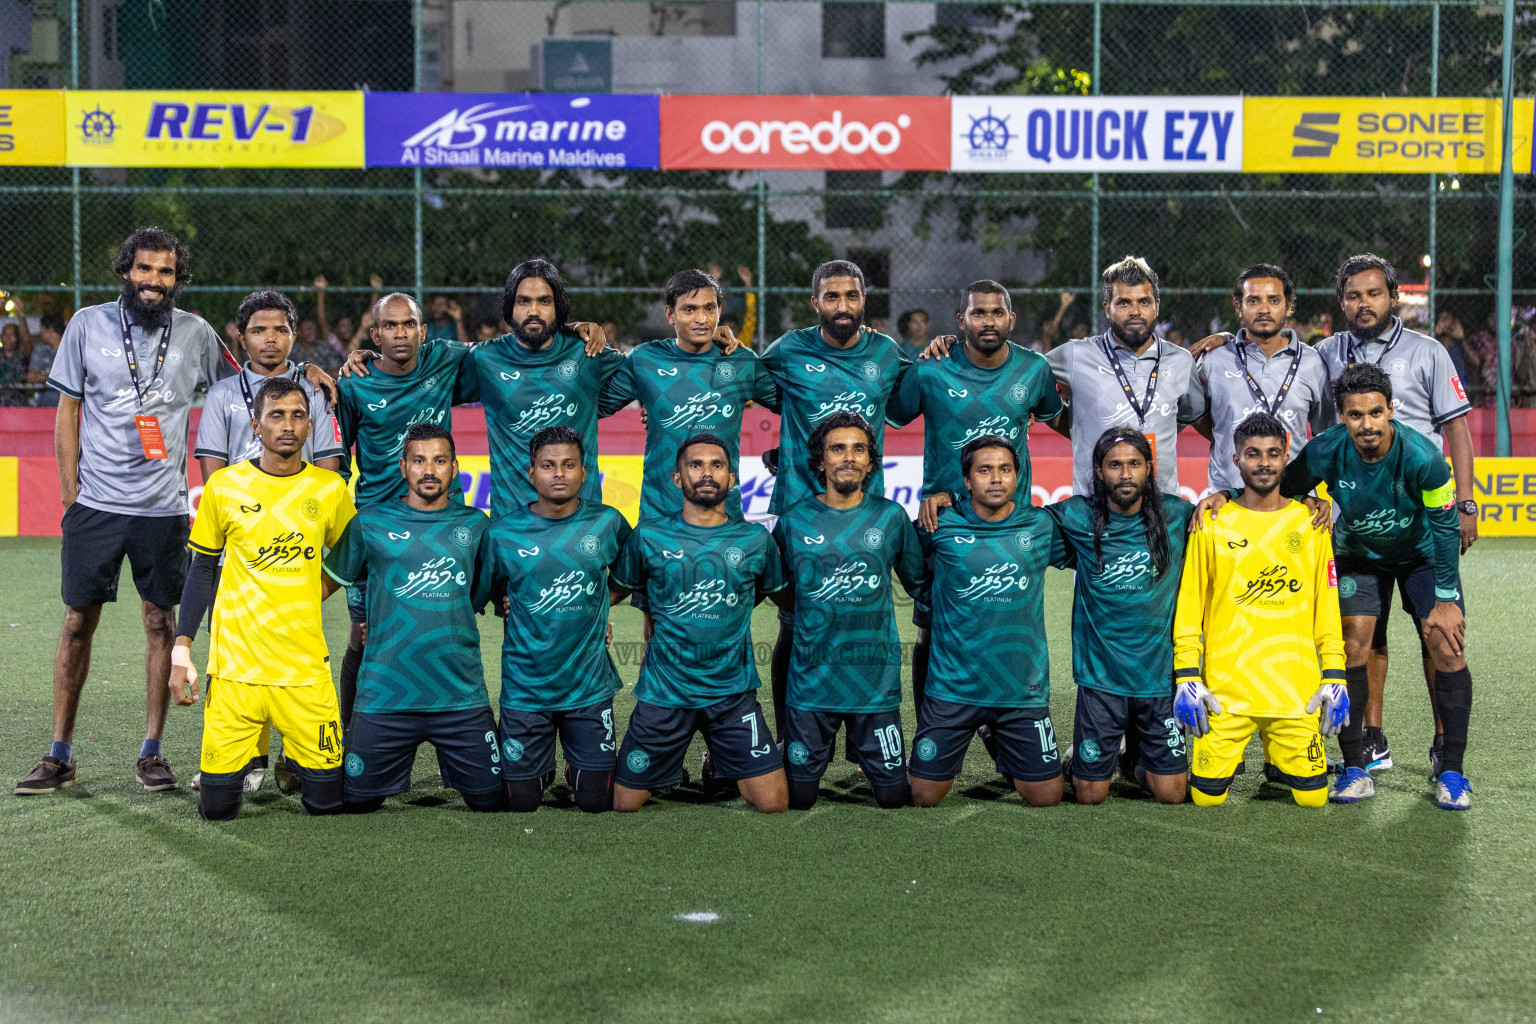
[660,95,950,171]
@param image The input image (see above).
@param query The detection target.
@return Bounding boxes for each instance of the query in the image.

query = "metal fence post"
[413,0,425,304]
[1427,2,1439,329]
[1495,0,1515,455]
[1090,1,1102,327]
[70,0,80,313]
[756,0,766,341]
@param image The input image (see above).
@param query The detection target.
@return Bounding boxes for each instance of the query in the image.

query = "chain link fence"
[3,0,1535,403]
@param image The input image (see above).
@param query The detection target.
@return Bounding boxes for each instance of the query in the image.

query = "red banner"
[660,95,951,171]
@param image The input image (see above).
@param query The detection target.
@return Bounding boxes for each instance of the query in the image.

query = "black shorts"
[346,574,368,626]
[912,593,931,630]
[629,587,649,614]
[1070,687,1187,782]
[909,697,1062,782]
[60,503,189,608]
[1339,559,1464,622]
[342,706,503,799]
[783,707,905,788]
[616,692,782,790]
[498,699,617,780]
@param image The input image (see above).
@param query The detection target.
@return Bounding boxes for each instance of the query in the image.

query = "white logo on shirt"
[956,562,1030,601]
[802,534,825,545]
[512,393,577,433]
[659,578,736,615]
[388,531,411,541]
[528,569,598,614]
[500,371,520,381]
[661,549,685,559]
[101,347,124,358]
[804,362,826,373]
[657,367,679,377]
[953,535,976,544]
[948,388,968,398]
[660,391,734,430]
[392,556,467,599]
[808,391,874,423]
[807,560,880,602]
[367,398,388,411]
[516,546,541,557]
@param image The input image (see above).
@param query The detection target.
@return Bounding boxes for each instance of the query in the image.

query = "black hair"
[959,434,1020,477]
[235,289,297,335]
[39,312,66,335]
[371,291,422,326]
[253,376,306,418]
[1233,411,1289,452]
[964,280,1013,314]
[1100,255,1159,307]
[529,424,584,463]
[1330,362,1394,413]
[1335,253,1399,304]
[1233,263,1295,306]
[807,411,880,488]
[401,422,455,459]
[674,432,732,473]
[112,226,192,288]
[502,258,571,332]
[1088,427,1170,578]
[665,268,724,308]
[812,259,865,297]
[896,308,929,336]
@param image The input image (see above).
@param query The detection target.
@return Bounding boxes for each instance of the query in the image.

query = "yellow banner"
[0,457,16,537]
[455,455,645,524]
[0,90,65,166]
[1470,457,1536,537]
[1244,97,1534,174]
[64,91,364,168]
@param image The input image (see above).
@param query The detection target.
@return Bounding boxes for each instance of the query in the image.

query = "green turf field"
[1,536,1533,1024]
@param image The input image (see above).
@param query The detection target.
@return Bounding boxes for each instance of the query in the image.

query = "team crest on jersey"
[1285,530,1304,553]
[580,534,600,556]
[421,375,440,393]
[301,498,320,522]
[1079,739,1101,763]
[861,360,880,381]
[714,362,737,383]
[627,749,651,773]
[557,359,578,381]
[1390,358,1407,375]
[1014,529,1033,552]
[915,737,938,761]
[502,738,525,762]
[453,526,473,547]
[725,545,745,568]
[787,741,810,765]
[1009,381,1028,404]
[862,527,884,550]
[344,753,364,777]
[166,348,183,366]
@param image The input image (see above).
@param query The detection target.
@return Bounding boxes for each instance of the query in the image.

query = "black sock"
[339,645,363,729]
[1338,665,1370,769]
[787,778,819,810]
[912,634,931,712]
[770,621,793,743]
[1433,668,1472,775]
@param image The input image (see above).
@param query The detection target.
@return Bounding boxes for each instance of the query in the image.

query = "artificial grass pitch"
[0,536,1533,1023]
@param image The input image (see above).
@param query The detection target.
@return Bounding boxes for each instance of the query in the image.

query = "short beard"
[1349,312,1392,340]
[966,329,1007,355]
[1110,322,1153,350]
[681,481,725,509]
[1242,475,1279,497]
[1108,481,1147,512]
[819,310,863,344]
[121,279,175,329]
[1243,319,1283,343]
[829,473,864,496]
[513,318,553,346]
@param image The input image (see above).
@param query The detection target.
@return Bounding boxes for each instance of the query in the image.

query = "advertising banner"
[660,95,950,171]
[364,92,659,170]
[1244,97,1535,174]
[1470,457,1536,536]
[0,90,65,166]
[950,95,1243,173]
[64,90,365,167]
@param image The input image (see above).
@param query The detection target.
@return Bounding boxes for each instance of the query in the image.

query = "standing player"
[166,378,356,819]
[610,434,789,814]
[488,426,632,814]
[770,412,924,810]
[1190,265,1329,493]
[1173,412,1348,809]
[322,423,506,814]
[885,280,1062,713]
[1048,429,1192,805]
[909,436,1069,809]
[760,260,910,737]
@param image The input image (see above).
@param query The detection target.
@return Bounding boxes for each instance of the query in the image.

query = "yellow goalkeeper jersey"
[189,460,355,685]
[1173,499,1345,718]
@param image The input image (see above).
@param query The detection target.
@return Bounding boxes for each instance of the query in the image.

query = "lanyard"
[1345,317,1403,368]
[1100,334,1161,426]
[237,363,303,432]
[1235,334,1302,417]
[117,302,172,415]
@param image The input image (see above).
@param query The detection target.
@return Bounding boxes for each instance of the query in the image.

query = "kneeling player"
[1174,413,1348,808]
[1048,428,1192,804]
[610,434,789,813]
[487,426,632,813]
[168,378,356,819]
[322,423,508,813]
[909,436,1069,808]
[770,412,924,809]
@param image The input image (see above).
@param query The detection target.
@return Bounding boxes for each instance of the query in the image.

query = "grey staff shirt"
[1046,332,1203,496]
[1314,318,1470,450]
[1195,328,1331,491]
[194,361,344,467]
[47,301,227,517]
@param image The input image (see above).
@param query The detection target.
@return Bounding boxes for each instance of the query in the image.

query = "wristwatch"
[1457,499,1478,516]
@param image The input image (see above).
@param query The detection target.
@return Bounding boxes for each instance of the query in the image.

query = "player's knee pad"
[570,768,613,814]
[1292,785,1328,808]
[198,777,244,821]
[343,796,386,815]
[1189,774,1232,806]
[787,778,820,810]
[871,781,908,809]
[506,778,545,812]
[299,771,344,816]
[462,788,510,813]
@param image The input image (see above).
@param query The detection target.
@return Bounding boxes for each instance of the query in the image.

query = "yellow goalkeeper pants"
[1189,713,1328,808]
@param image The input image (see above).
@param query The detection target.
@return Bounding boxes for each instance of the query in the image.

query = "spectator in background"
[600,318,621,351]
[1513,314,1536,408]
[1434,310,1469,383]
[0,321,30,405]
[27,311,65,407]
[223,319,242,360]
[1465,311,1500,407]
[1039,291,1081,350]
[897,307,930,354]
[292,317,345,375]
[314,274,365,354]
[1162,324,1187,349]
[711,263,759,348]
[426,294,469,343]
[476,317,501,342]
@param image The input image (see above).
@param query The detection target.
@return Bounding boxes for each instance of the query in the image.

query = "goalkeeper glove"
[1305,682,1350,738]
[1174,678,1222,737]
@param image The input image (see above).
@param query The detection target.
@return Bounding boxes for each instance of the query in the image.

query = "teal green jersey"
[458,332,626,515]
[1047,494,1193,698]
[613,515,787,708]
[771,494,925,713]
[1282,422,1461,598]
[885,341,1063,500]
[486,500,632,712]
[759,327,910,515]
[336,341,472,506]
[322,499,493,713]
[921,500,1069,708]
[598,339,779,522]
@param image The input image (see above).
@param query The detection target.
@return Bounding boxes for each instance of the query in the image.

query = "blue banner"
[364,92,659,169]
